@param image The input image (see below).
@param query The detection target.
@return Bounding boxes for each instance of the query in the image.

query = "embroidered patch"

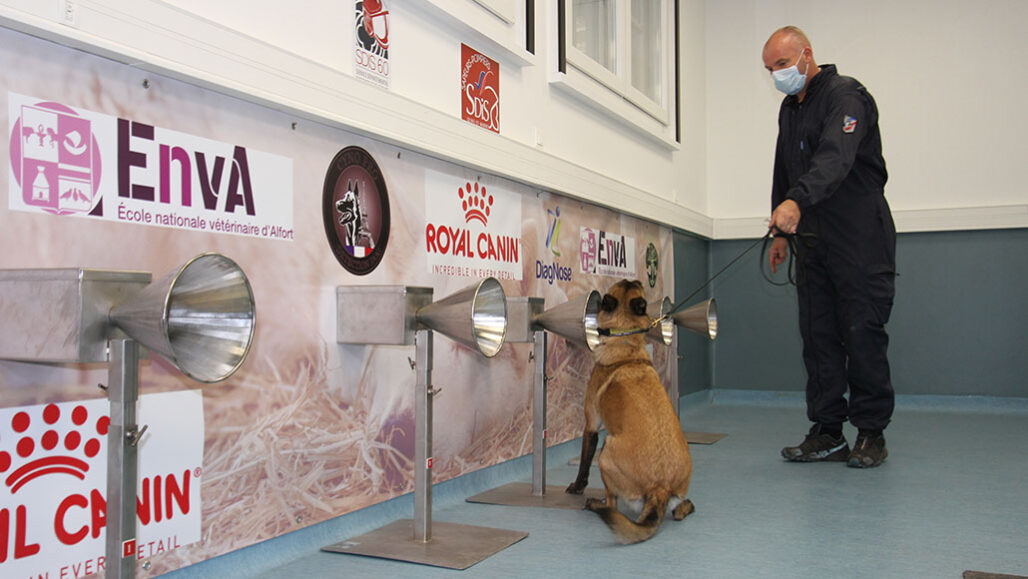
[843,115,858,133]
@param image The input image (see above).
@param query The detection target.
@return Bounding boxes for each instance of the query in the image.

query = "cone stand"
[0,253,256,579]
[326,281,527,569]
[465,294,605,510]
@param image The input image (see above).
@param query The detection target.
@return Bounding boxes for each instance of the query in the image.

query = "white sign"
[424,169,522,280]
[0,390,205,578]
[579,226,637,278]
[8,92,294,241]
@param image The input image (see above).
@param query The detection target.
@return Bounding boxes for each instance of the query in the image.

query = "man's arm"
[784,88,871,211]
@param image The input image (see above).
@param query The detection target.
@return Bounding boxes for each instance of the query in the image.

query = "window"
[557,0,677,139]
[565,0,672,120]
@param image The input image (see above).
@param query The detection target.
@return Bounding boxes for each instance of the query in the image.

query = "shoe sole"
[847,449,888,468]
[781,442,850,462]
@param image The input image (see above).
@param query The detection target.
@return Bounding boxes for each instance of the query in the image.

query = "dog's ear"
[630,297,647,316]
[601,294,618,313]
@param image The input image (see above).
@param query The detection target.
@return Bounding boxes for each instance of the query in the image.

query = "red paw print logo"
[1,403,108,494]
[458,182,493,226]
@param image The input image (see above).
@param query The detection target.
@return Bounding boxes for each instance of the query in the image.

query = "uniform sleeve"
[785,88,872,210]
[771,107,790,212]
[771,134,789,212]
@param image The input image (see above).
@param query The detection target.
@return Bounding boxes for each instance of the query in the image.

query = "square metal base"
[569,431,728,465]
[322,519,528,570]
[465,482,605,509]
[684,431,727,445]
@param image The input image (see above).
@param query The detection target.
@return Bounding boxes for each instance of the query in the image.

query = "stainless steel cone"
[416,277,507,358]
[533,290,601,351]
[671,298,718,340]
[110,253,256,383]
[647,296,674,346]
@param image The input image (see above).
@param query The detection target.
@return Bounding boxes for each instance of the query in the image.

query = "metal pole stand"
[323,329,528,570]
[105,338,143,579]
[465,329,604,510]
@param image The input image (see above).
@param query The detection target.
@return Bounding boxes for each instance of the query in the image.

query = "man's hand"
[769,236,789,274]
[770,199,801,235]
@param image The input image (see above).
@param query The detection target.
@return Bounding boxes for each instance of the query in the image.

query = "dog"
[565,279,694,543]
[336,181,362,247]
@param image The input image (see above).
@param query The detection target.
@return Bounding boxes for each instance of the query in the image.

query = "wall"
[673,229,712,396]
[0,0,713,234]
[708,229,1028,398]
[0,24,678,576]
[705,0,1028,237]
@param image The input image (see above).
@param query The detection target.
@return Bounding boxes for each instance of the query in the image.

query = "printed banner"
[579,226,637,277]
[424,169,521,279]
[534,203,574,286]
[8,92,294,240]
[0,390,204,578]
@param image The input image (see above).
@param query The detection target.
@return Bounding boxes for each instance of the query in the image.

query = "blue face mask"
[772,52,809,96]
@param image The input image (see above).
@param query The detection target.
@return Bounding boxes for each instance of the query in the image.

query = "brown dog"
[565,279,694,543]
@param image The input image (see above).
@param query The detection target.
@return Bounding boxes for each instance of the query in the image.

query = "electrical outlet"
[60,0,79,27]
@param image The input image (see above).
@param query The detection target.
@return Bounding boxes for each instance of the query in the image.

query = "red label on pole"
[426,457,434,469]
[122,539,136,559]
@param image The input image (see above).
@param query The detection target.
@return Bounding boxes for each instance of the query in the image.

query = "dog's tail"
[591,489,670,544]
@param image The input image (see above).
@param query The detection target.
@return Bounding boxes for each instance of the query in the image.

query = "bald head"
[765,26,811,53]
[762,25,819,98]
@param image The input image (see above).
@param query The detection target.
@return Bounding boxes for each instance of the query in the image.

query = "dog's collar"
[597,326,650,338]
[597,317,663,338]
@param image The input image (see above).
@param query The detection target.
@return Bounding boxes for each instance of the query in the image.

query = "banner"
[8,92,294,241]
[0,390,204,578]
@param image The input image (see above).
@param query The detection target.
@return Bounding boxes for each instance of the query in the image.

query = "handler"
[763,26,896,468]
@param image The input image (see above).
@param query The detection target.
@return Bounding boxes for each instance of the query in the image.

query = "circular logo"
[323,146,390,275]
[646,243,659,288]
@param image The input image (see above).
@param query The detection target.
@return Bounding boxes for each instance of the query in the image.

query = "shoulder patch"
[843,115,858,133]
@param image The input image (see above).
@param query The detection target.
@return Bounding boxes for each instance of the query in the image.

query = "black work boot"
[848,430,888,468]
[781,424,850,462]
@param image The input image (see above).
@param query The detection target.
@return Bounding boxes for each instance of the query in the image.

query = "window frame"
[561,0,676,127]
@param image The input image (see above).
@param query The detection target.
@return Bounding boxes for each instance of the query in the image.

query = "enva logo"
[9,100,102,216]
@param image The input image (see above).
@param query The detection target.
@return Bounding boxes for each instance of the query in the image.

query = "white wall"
[707,0,1028,237]
[0,0,1025,238]
[0,0,712,232]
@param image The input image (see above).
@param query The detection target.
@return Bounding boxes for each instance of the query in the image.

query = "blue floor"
[169,392,1028,578]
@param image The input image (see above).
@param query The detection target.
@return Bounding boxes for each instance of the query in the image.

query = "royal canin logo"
[458,181,493,226]
[1,404,107,495]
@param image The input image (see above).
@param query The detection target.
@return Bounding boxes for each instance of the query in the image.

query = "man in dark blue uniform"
[763,26,896,468]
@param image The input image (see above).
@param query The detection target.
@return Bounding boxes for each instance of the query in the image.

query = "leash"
[598,229,780,338]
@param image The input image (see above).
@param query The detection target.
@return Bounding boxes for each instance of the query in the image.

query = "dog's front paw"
[565,481,585,494]
[584,498,605,511]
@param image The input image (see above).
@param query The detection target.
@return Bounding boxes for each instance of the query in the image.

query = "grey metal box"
[0,269,152,363]
[336,286,433,346]
[504,297,545,343]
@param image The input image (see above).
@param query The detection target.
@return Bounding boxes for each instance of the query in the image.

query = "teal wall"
[673,230,713,396]
[690,228,1028,398]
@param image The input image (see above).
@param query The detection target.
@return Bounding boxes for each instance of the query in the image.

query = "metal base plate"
[684,431,727,445]
[322,519,528,570]
[465,482,605,509]
[569,431,728,465]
